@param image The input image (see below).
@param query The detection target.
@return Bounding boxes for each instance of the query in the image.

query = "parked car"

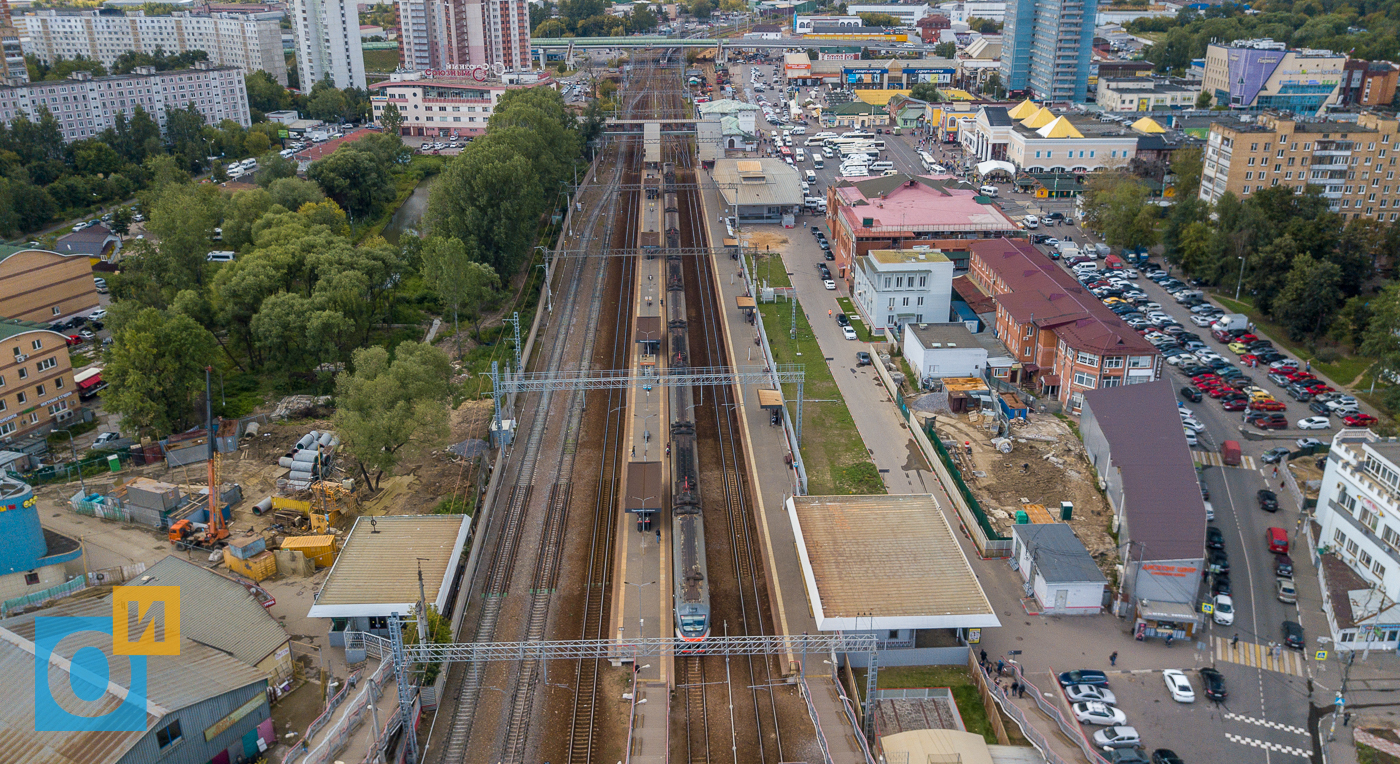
[1345,413,1379,427]
[1163,669,1195,703]
[823,279,836,290]
[93,432,122,446]
[1073,702,1128,726]
[842,325,858,340]
[836,313,850,327]
[855,351,872,366]
[1267,526,1289,554]
[1059,670,1110,687]
[1261,447,1291,464]
[1282,620,1305,650]
[1093,726,1142,751]
[1212,574,1232,595]
[1199,667,1227,701]
[1277,577,1298,604]
[1065,685,1118,704]
[1209,551,1230,575]
[1257,490,1280,512]
[1296,437,1325,449]
[1298,416,1332,430]
[1151,750,1185,764]
[1213,593,1235,625]
[1206,526,1225,550]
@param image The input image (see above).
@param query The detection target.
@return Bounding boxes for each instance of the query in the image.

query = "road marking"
[1213,637,1306,677]
[1224,713,1308,736]
[1225,732,1311,758]
[1192,452,1256,470]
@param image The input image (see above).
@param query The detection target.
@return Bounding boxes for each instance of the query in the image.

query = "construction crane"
[168,367,230,549]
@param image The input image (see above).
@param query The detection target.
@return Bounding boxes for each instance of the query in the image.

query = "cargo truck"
[1220,440,1242,466]
[1211,313,1249,333]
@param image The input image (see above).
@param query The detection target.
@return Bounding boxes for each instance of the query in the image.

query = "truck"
[1220,440,1242,467]
[1105,254,1124,270]
[1059,242,1080,259]
[1211,313,1249,333]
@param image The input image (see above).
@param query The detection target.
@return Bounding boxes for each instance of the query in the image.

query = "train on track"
[661,160,711,643]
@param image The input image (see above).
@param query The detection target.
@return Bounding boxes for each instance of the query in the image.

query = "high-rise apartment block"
[1199,111,1400,221]
[0,63,250,143]
[395,0,532,72]
[291,0,366,90]
[0,0,25,84]
[1000,0,1097,102]
[18,9,287,86]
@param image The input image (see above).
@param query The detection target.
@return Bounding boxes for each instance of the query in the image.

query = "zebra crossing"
[1225,732,1311,758]
[1193,451,1257,470]
[1212,637,1307,676]
[1224,713,1308,737]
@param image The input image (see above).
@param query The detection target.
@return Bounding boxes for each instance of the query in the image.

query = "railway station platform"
[696,175,872,764]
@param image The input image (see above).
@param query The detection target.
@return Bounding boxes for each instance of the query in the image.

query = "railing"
[799,673,834,764]
[287,658,397,764]
[1003,662,1112,764]
[741,251,810,495]
[1,576,86,617]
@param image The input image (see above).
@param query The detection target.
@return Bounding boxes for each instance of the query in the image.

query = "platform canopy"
[975,160,1016,178]
[756,388,784,409]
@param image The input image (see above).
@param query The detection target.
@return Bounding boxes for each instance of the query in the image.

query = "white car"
[90,308,107,321]
[1043,238,1061,248]
[842,325,858,340]
[1065,684,1118,704]
[1190,314,1216,327]
[1298,417,1332,430]
[823,279,836,290]
[1163,669,1195,703]
[1093,726,1141,751]
[1213,593,1235,625]
[1178,406,1195,419]
[1181,418,1205,433]
[1072,702,1127,726]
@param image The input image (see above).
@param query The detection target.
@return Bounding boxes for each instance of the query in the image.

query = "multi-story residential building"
[396,0,450,70]
[850,249,955,334]
[0,0,23,85]
[291,0,366,90]
[1313,428,1400,651]
[968,237,1159,409]
[825,173,1020,277]
[0,318,78,444]
[392,0,531,74]
[1096,77,1197,112]
[1198,111,1400,221]
[1200,39,1346,115]
[0,245,99,324]
[18,9,287,85]
[1339,59,1399,108]
[369,69,553,138]
[1000,0,1098,102]
[963,101,1139,171]
[0,62,250,142]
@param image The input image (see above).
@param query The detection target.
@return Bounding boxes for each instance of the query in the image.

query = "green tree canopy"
[103,303,218,436]
[306,144,395,220]
[333,342,454,489]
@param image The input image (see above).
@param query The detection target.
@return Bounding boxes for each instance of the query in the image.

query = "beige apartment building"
[0,246,98,324]
[0,318,76,443]
[1199,112,1400,221]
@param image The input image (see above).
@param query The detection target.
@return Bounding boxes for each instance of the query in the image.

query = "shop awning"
[1137,599,1204,624]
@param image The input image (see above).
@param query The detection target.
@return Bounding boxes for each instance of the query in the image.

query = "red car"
[1222,399,1248,411]
[1236,333,1259,344]
[1306,383,1335,395]
[1345,413,1379,427]
[65,334,83,347]
[1287,371,1317,383]
[1250,399,1287,412]
[1206,386,1232,398]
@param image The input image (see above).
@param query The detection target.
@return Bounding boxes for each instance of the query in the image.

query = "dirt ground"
[745,230,791,253]
[923,409,1120,568]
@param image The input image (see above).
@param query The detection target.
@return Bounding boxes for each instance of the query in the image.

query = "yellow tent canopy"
[1036,116,1085,139]
[1020,106,1056,129]
[1131,117,1166,134]
[1006,98,1039,120]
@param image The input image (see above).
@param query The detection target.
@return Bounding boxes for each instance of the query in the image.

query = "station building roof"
[307,515,472,618]
[785,494,999,631]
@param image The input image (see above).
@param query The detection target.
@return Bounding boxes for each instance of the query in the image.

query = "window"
[24,572,38,585]
[0,422,12,437]
[1375,560,1387,578]
[52,306,61,315]
[1359,550,1373,569]
[918,275,927,287]
[1072,371,1097,389]
[15,392,24,404]
[1104,356,1124,369]
[1075,351,1099,367]
[55,376,63,389]
[902,297,909,306]
[35,384,45,396]
[156,720,182,749]
[30,339,40,351]
[1347,538,1361,556]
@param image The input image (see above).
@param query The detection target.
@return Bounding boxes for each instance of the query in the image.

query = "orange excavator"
[168,367,229,549]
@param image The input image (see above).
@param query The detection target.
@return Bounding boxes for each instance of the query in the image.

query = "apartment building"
[0,318,77,444]
[396,0,450,70]
[1339,59,1399,108]
[1198,111,1400,221]
[0,0,23,84]
[393,0,531,74]
[291,0,366,90]
[850,249,955,334]
[1313,428,1400,651]
[0,245,99,324]
[1000,0,1098,102]
[19,9,287,86]
[963,101,1139,172]
[1200,39,1346,115]
[968,238,1159,410]
[1095,78,1197,112]
[0,62,249,142]
[370,70,555,137]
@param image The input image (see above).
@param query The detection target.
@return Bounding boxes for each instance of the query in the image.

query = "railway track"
[683,656,711,764]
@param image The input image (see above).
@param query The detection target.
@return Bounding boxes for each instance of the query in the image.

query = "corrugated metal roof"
[126,556,290,667]
[1011,524,1106,584]
[311,515,470,611]
[0,593,267,764]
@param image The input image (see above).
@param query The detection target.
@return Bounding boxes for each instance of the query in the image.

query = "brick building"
[0,245,98,325]
[0,318,77,444]
[968,238,1159,410]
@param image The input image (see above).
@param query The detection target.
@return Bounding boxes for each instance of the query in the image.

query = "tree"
[245,131,272,157]
[0,177,56,236]
[934,42,957,58]
[428,141,544,276]
[420,236,502,352]
[145,182,227,294]
[1080,173,1158,251]
[221,188,274,252]
[245,70,293,114]
[534,18,571,36]
[1273,253,1343,339]
[1362,284,1400,387]
[1169,146,1203,198]
[72,140,126,177]
[255,151,299,187]
[908,83,942,102]
[626,4,658,32]
[858,12,899,25]
[102,304,218,436]
[111,206,134,237]
[267,177,327,212]
[333,342,453,489]
[381,101,405,136]
[164,102,211,172]
[691,0,712,19]
[1195,90,1212,108]
[983,71,1003,99]
[307,146,395,220]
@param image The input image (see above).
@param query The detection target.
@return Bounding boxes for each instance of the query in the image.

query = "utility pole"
[416,558,430,648]
[1328,650,1355,742]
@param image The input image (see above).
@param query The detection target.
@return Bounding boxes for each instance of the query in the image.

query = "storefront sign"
[204,695,263,742]
[1141,563,1198,578]
[904,68,955,84]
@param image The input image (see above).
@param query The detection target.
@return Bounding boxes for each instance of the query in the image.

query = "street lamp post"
[54,428,87,497]
[1234,256,1246,301]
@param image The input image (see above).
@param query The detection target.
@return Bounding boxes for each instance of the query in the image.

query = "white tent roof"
[975,160,1016,177]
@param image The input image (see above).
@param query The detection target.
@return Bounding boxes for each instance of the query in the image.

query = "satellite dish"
[370,517,379,534]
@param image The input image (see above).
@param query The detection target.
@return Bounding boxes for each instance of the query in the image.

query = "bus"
[75,367,105,399]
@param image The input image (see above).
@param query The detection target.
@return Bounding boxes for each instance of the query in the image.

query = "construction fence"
[2,576,86,617]
[287,657,400,764]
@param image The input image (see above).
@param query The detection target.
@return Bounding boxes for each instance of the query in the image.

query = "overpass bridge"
[530,35,939,64]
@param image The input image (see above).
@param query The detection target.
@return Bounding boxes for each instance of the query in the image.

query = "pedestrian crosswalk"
[1212,637,1307,676]
[1224,712,1308,737]
[1193,452,1257,470]
[1225,732,1311,758]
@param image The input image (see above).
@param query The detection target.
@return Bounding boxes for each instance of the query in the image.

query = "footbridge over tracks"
[530,35,941,65]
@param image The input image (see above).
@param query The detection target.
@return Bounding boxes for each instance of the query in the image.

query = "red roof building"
[968,238,1159,411]
[292,128,378,169]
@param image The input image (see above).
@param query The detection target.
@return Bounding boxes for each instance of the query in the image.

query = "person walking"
[1232,633,1240,648]
[980,649,988,666]
[1109,651,1118,666]
[996,658,1005,675]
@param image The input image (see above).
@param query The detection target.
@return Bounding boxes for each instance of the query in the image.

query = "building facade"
[1095,77,1196,111]
[396,0,449,69]
[291,0,366,90]
[851,249,954,333]
[0,63,250,142]
[1339,59,1399,107]
[1198,111,1400,221]
[0,319,77,443]
[963,103,1139,172]
[19,9,287,85]
[1200,40,1346,115]
[369,71,554,137]
[1313,429,1400,651]
[0,246,99,324]
[1000,0,1098,102]
[393,0,531,73]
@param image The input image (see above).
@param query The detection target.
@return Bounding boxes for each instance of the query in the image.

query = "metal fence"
[798,673,834,764]
[87,562,147,587]
[920,422,1013,557]
[2,576,86,617]
[741,251,809,496]
[19,451,135,486]
[1000,662,1112,764]
[70,492,132,523]
[285,657,398,764]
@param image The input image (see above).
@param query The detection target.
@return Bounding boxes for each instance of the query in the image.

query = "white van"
[805,137,824,146]
[918,150,935,171]
[869,161,894,172]
[791,126,807,135]
[795,148,806,162]
[206,250,236,262]
[805,170,817,183]
[804,196,827,210]
[813,157,825,169]
[978,185,999,197]
[1023,215,1040,229]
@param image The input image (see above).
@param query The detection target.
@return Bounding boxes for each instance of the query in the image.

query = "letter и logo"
[113,586,181,656]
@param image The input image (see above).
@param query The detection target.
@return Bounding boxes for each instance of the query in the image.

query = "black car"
[1199,667,1227,700]
[1283,620,1305,649]
[1200,482,1210,501]
[1310,400,1334,415]
[1031,233,1051,243]
[1261,447,1291,464]
[824,250,834,261]
[1152,750,1185,764]
[1180,386,1203,402]
[811,226,821,234]
[1206,526,1225,550]
[1045,211,1065,221]
[1257,489,1280,512]
[1287,385,1314,402]
[1210,550,1230,574]
[1179,365,1209,377]
[836,313,850,327]
[1212,574,1232,595]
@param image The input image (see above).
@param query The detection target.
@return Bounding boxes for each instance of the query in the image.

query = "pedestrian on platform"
[1109,651,1118,666]
[1011,681,1019,697]
[996,659,1004,675]
[980,649,988,665]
